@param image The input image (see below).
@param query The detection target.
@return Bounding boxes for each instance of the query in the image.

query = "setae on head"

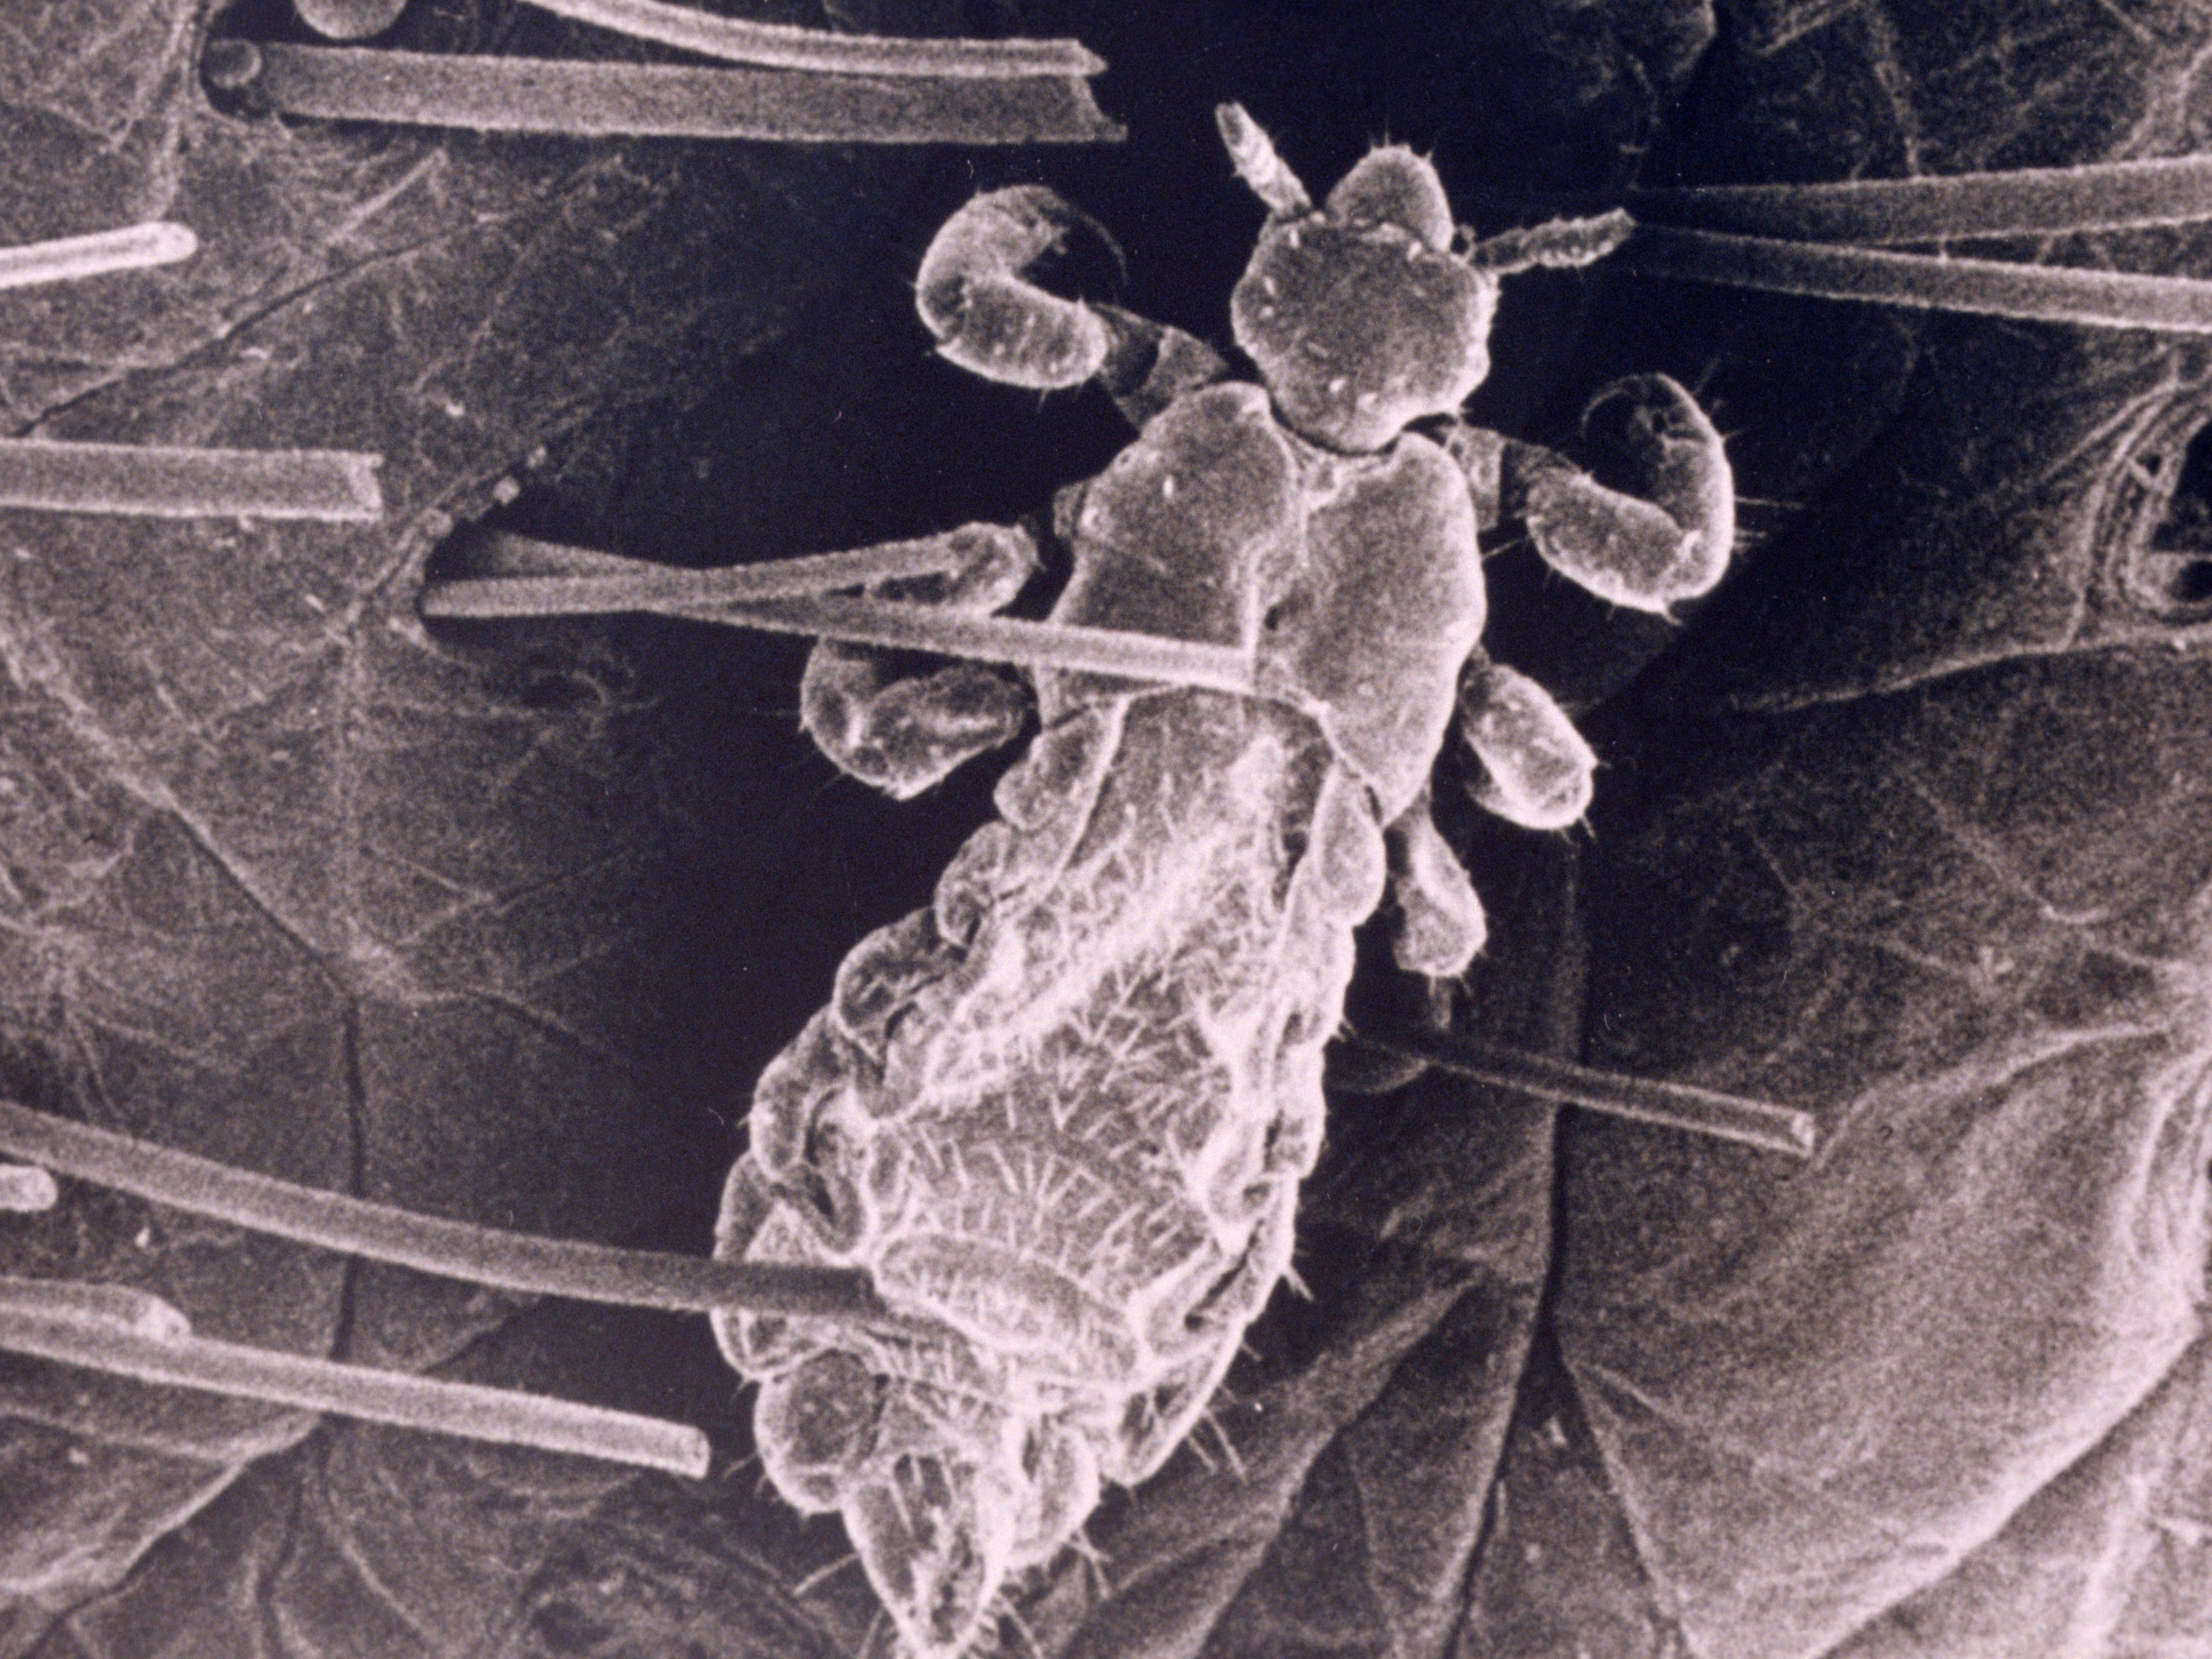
[1226,126,1498,453]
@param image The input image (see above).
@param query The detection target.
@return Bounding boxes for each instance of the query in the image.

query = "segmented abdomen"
[707,380,1479,1656]
[710,685,1384,1645]
[719,687,1369,1393]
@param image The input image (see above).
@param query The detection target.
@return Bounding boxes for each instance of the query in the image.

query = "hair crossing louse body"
[15,21,2212,1652]
[709,106,1736,1657]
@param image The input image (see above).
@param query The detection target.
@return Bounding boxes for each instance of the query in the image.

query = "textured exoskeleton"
[713,106,1735,1657]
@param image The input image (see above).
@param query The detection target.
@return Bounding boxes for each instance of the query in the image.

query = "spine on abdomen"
[719,683,1386,1452]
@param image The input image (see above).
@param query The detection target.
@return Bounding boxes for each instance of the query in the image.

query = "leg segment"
[1500,373,1735,614]
[916,186,1226,426]
[799,522,1037,798]
[916,185,1117,390]
[1091,303,1230,427]
[1457,660,1596,831]
[1384,785,1487,976]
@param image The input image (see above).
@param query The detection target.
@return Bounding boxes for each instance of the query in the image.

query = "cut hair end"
[0,222,197,291]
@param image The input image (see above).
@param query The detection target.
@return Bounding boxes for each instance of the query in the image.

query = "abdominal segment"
[711,686,1386,1652]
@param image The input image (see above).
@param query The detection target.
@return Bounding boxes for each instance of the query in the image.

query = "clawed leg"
[799,522,1039,799]
[916,186,1226,427]
[1328,789,1483,1098]
[1347,678,1587,1099]
[1498,373,1735,614]
[1319,796,1471,1098]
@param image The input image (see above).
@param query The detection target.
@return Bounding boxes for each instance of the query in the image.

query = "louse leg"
[1090,303,1232,427]
[799,522,1039,798]
[915,184,1227,427]
[1326,777,1478,1100]
[1455,660,1598,832]
[915,185,1116,389]
[1384,783,1488,976]
[751,1347,884,1512]
[1496,372,1736,615]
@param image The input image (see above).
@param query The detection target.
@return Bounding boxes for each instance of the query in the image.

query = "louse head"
[754,1347,1102,1656]
[1229,139,1498,454]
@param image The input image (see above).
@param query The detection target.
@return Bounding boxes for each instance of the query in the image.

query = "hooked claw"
[798,523,1038,799]
[916,185,1228,424]
[915,185,1122,391]
[1504,373,1735,615]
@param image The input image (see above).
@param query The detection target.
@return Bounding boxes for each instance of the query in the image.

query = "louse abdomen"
[872,1231,1145,1383]
[709,682,1369,1649]
[709,365,1499,1651]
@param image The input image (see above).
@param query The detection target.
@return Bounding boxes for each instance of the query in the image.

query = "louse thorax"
[714,319,1488,1656]
[1231,144,1500,455]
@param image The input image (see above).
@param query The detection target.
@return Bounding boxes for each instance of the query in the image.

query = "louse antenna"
[1216,103,1313,219]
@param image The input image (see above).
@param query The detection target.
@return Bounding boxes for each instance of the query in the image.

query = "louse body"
[710,108,1734,1657]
